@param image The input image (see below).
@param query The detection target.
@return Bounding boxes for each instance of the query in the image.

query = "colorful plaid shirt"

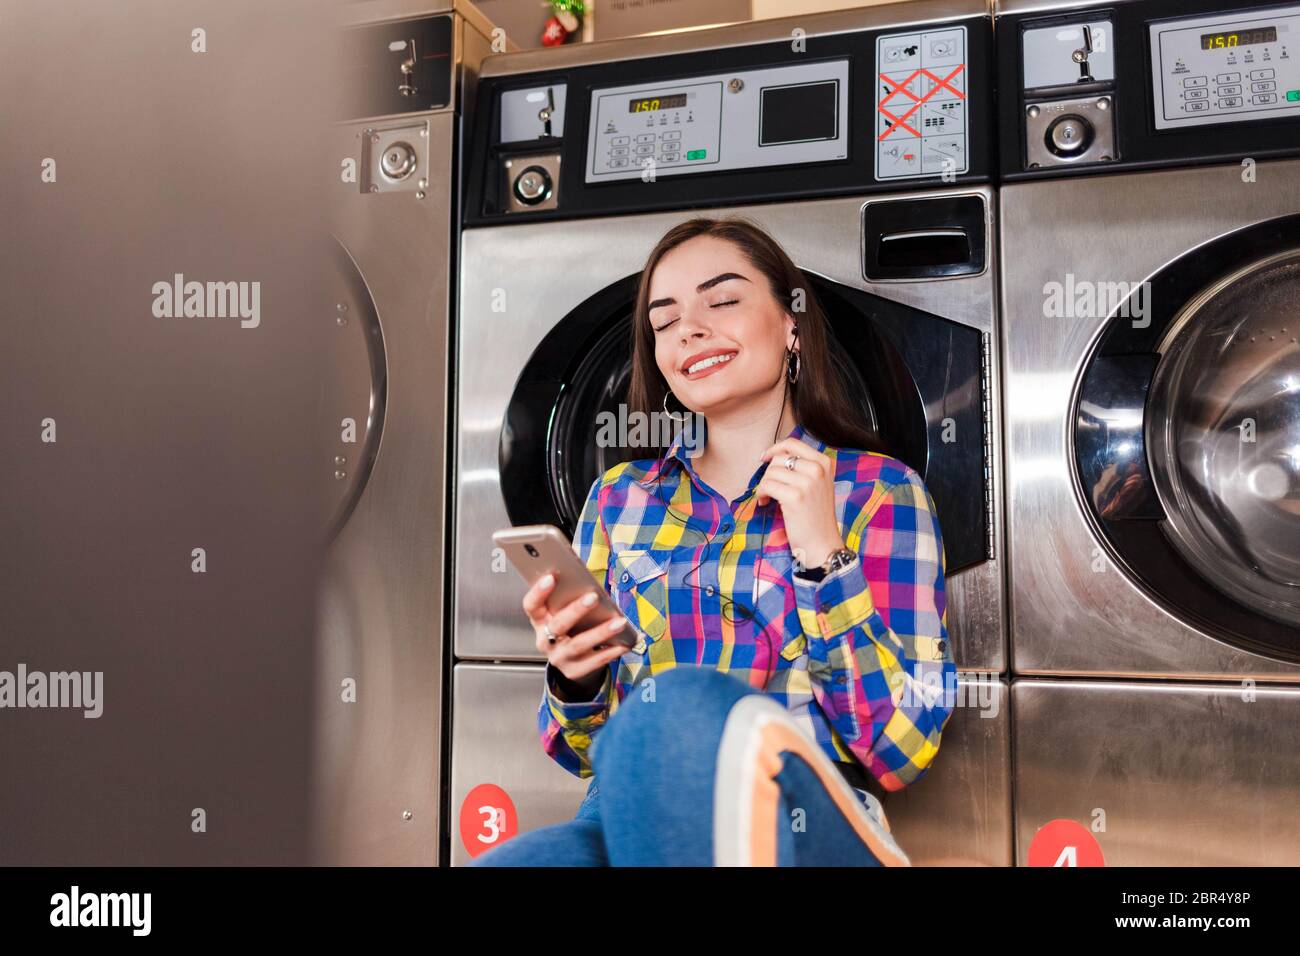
[537,420,956,792]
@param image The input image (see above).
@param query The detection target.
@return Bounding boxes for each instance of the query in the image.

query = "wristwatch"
[793,547,858,582]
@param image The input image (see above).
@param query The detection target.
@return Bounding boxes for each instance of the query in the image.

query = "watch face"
[827,549,857,571]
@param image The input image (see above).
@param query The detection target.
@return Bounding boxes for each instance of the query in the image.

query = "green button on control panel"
[1287,90,1300,102]
[686,149,707,160]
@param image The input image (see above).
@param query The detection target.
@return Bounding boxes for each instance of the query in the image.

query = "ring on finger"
[784,454,800,471]
[543,620,557,644]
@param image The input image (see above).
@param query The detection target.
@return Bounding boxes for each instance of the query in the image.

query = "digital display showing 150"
[629,93,687,113]
[1200,26,1277,49]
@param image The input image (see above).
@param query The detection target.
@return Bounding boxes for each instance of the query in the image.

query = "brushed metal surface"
[310,0,506,868]
[449,664,591,866]
[479,0,988,78]
[310,114,453,864]
[876,674,1012,865]
[451,664,1010,866]
[1013,679,1300,865]
[1000,158,1300,679]
[454,187,1006,674]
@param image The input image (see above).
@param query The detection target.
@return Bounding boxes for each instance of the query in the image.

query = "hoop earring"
[662,389,690,421]
[786,348,801,385]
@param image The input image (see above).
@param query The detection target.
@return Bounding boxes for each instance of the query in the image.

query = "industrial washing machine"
[997,0,1300,864]
[312,0,509,866]
[450,0,1011,866]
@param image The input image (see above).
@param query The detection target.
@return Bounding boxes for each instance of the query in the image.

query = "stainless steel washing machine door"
[1146,249,1300,628]
[1073,216,1300,661]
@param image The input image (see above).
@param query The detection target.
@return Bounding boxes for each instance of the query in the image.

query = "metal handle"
[879,228,967,243]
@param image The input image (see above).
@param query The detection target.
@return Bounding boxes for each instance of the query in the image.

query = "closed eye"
[651,298,739,332]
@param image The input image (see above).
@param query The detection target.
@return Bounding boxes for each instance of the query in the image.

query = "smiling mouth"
[683,351,738,377]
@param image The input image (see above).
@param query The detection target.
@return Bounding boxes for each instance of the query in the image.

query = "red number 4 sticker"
[1027,819,1106,867]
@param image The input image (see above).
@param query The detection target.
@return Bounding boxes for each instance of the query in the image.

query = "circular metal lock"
[380,142,417,180]
[1044,114,1094,157]
[512,165,553,205]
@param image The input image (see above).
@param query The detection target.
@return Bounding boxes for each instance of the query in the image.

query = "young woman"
[473,217,956,866]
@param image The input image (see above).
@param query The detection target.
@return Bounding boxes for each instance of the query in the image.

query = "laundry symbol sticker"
[876,27,969,180]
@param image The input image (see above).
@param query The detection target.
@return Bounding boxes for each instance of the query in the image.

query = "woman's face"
[646,234,795,417]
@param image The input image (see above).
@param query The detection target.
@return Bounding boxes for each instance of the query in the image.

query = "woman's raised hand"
[756,437,847,570]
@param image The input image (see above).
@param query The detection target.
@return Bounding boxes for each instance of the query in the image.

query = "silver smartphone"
[492,524,639,650]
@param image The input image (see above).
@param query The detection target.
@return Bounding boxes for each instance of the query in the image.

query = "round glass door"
[1146,249,1300,628]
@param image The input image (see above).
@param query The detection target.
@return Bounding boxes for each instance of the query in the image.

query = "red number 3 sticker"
[459,783,518,859]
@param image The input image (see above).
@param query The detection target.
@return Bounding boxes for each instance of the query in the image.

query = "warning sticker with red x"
[875,26,969,181]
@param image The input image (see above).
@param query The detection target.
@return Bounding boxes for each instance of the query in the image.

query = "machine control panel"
[875,25,970,180]
[584,58,848,183]
[1150,4,1300,129]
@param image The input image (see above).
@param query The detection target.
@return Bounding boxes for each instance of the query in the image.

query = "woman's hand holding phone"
[523,573,628,702]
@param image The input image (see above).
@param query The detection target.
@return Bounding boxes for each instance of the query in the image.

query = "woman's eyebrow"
[648,272,750,311]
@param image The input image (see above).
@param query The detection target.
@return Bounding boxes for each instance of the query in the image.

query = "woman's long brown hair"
[626,216,887,455]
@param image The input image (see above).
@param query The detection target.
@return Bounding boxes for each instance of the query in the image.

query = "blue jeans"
[471,666,909,866]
